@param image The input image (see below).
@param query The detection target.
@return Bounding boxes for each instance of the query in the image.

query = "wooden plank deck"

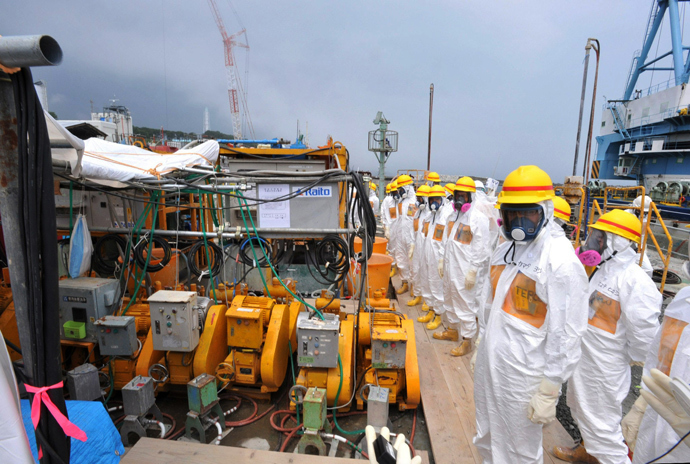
[391,274,573,464]
[122,438,430,463]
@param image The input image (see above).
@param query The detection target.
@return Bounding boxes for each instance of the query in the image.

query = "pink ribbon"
[25,381,87,458]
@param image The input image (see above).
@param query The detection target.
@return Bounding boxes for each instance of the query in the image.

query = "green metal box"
[303,388,328,430]
[187,373,218,414]
[63,321,86,339]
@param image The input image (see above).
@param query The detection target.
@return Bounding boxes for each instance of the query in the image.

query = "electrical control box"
[148,290,200,352]
[225,299,273,350]
[94,316,137,356]
[296,312,340,368]
[187,373,218,414]
[66,364,102,401]
[366,386,390,431]
[122,375,156,416]
[59,278,121,343]
[371,326,407,369]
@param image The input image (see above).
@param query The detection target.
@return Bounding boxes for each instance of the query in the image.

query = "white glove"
[384,226,390,240]
[621,395,647,452]
[640,369,690,448]
[470,336,481,375]
[630,360,645,367]
[527,378,560,424]
[365,425,422,464]
[408,243,415,260]
[464,268,477,290]
[437,258,444,278]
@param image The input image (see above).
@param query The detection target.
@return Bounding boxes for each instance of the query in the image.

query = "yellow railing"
[641,201,673,293]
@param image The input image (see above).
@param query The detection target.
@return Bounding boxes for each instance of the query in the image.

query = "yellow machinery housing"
[193,295,303,397]
[356,309,420,411]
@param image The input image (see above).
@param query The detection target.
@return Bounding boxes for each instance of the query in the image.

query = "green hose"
[332,356,364,435]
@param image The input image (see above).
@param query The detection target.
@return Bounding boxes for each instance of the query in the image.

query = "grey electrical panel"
[148,290,200,352]
[371,327,408,369]
[122,375,156,416]
[366,386,390,432]
[59,278,121,343]
[94,316,138,356]
[296,312,340,368]
[66,364,101,401]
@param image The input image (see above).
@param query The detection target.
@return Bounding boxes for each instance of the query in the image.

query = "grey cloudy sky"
[4,1,675,181]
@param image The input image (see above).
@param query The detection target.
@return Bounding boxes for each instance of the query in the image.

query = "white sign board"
[258,184,290,228]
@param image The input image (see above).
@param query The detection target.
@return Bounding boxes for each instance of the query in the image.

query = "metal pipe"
[572,41,591,176]
[583,39,600,185]
[427,83,434,171]
[85,226,356,238]
[0,35,63,67]
[668,0,685,85]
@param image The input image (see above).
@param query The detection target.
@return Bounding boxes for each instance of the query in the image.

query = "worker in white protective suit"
[380,183,394,238]
[620,269,690,463]
[473,165,589,464]
[382,180,399,276]
[435,176,494,357]
[553,209,661,464]
[417,185,453,329]
[474,179,485,193]
[369,182,380,216]
[391,175,416,294]
[426,171,441,186]
[407,185,431,306]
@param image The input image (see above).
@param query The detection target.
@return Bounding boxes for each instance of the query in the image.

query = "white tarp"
[46,110,85,177]
[79,138,219,187]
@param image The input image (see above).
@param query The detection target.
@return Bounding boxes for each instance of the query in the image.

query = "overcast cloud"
[4,1,677,181]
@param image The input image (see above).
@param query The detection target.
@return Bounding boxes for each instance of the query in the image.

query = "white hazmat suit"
[567,235,661,464]
[410,202,431,296]
[420,198,453,312]
[393,184,417,284]
[631,286,690,463]
[474,200,589,464]
[441,193,494,338]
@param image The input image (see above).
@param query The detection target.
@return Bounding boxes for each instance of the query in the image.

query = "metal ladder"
[610,104,632,140]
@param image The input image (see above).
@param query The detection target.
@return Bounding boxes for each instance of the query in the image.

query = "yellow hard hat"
[369,182,377,190]
[385,183,391,193]
[397,174,413,187]
[426,171,440,182]
[552,196,571,222]
[443,183,455,195]
[590,209,642,244]
[417,185,431,197]
[497,165,555,205]
[454,176,477,193]
[390,180,398,190]
[429,185,446,197]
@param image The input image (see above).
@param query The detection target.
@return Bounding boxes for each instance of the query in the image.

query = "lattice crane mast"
[207,0,253,140]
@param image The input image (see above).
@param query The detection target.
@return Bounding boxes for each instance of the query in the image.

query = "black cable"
[134,236,171,272]
[311,235,349,284]
[3,336,22,355]
[187,240,223,277]
[646,428,690,463]
[92,234,128,276]
[239,237,272,268]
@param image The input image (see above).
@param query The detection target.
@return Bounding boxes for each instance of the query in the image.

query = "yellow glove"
[465,268,477,290]
[641,369,690,448]
[527,379,560,424]
[408,243,415,260]
[621,395,647,452]
[438,258,444,278]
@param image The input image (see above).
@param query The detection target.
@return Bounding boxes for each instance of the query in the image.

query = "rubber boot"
[433,327,459,341]
[552,443,599,464]
[390,265,398,278]
[421,302,430,312]
[407,295,422,306]
[396,281,409,295]
[426,314,442,330]
[417,309,435,323]
[450,338,473,357]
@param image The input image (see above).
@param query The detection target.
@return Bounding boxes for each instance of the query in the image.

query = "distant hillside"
[133,126,234,141]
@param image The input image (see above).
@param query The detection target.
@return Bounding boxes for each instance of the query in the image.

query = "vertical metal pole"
[378,119,388,206]
[573,43,591,176]
[427,84,434,171]
[0,75,33,374]
[583,39,601,185]
[668,0,685,85]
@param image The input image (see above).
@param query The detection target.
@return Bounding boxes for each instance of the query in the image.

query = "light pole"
[368,112,398,205]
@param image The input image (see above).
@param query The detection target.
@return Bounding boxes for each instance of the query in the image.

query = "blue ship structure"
[594,0,690,220]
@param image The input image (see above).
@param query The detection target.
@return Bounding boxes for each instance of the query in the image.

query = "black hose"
[187,240,223,277]
[134,236,171,272]
[305,235,350,285]
[92,234,128,276]
[239,237,272,268]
